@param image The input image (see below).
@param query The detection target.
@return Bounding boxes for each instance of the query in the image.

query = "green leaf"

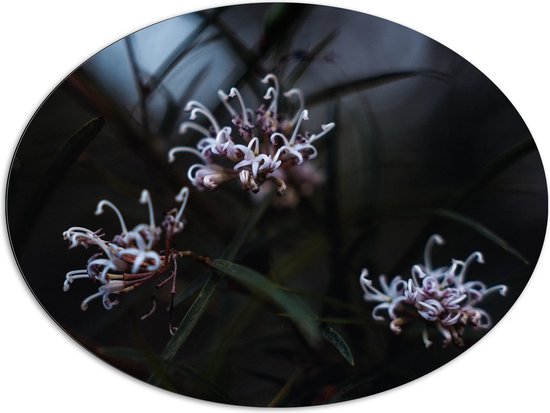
[209,259,321,346]
[321,326,355,366]
[68,70,184,192]
[306,71,449,106]
[240,368,287,386]
[173,273,209,307]
[280,286,358,313]
[267,368,303,407]
[277,313,367,325]
[159,274,222,363]
[372,137,536,274]
[12,117,105,248]
[433,208,530,265]
[150,195,274,384]
[449,137,536,203]
[100,346,234,403]
[44,117,105,178]
[272,233,328,283]
[369,207,530,266]
[222,191,274,260]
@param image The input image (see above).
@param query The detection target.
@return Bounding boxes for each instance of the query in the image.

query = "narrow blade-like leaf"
[148,10,223,92]
[12,117,105,248]
[321,326,355,366]
[307,71,448,106]
[150,195,274,383]
[434,208,530,265]
[209,259,321,346]
[101,346,234,403]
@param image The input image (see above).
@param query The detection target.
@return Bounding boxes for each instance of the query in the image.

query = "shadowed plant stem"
[148,193,274,384]
[268,368,303,407]
[323,104,348,307]
[124,38,150,134]
[145,10,224,95]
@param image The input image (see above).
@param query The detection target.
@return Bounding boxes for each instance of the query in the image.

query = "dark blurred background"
[6,3,546,407]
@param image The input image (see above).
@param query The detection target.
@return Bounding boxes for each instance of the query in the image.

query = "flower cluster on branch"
[168,73,334,196]
[63,188,189,320]
[359,235,507,347]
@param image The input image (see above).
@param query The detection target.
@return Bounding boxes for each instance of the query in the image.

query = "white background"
[1,1,548,411]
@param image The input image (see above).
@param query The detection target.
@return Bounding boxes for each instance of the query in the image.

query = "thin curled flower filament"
[87,258,118,282]
[170,73,335,196]
[454,252,484,284]
[179,121,210,137]
[359,234,508,347]
[262,73,280,114]
[63,227,121,263]
[95,200,128,234]
[423,234,444,272]
[228,87,250,125]
[284,88,305,125]
[63,269,89,291]
[168,146,206,164]
[139,190,156,229]
[63,187,190,315]
[186,101,221,134]
[217,90,238,118]
[289,110,309,145]
[308,122,336,143]
[175,187,189,223]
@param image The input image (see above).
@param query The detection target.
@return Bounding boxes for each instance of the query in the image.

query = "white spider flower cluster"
[168,73,335,195]
[359,235,508,347]
[63,187,189,311]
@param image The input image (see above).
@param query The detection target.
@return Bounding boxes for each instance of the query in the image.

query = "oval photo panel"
[7,3,546,407]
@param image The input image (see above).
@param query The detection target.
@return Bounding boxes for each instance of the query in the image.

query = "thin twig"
[124,37,150,134]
